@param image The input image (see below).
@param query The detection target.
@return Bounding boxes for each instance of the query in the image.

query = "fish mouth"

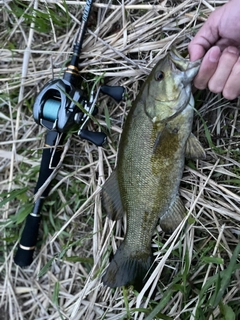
[169,48,201,83]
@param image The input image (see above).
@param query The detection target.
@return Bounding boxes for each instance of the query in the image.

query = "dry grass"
[1,0,240,319]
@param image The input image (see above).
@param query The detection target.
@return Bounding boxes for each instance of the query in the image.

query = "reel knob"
[100,85,124,103]
[79,129,106,147]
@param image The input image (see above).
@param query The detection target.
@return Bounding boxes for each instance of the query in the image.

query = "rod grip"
[14,212,41,267]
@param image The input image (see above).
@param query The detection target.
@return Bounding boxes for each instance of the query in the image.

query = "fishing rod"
[14,0,124,267]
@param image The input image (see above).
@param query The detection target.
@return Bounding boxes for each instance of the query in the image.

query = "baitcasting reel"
[33,77,124,146]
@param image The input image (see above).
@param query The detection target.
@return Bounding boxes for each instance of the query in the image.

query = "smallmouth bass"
[102,49,205,290]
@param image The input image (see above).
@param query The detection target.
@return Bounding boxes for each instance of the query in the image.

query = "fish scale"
[102,49,206,290]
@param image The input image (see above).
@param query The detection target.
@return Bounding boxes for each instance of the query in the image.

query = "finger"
[188,41,207,61]
[193,46,221,89]
[208,46,240,94]
[222,56,240,100]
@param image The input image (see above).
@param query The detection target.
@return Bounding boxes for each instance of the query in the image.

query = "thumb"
[188,43,206,61]
[188,8,222,61]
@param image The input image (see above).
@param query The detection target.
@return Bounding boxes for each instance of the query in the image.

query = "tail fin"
[102,241,152,291]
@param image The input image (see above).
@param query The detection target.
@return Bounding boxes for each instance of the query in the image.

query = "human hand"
[188,0,240,100]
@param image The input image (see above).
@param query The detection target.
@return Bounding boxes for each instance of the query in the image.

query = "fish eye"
[155,71,165,81]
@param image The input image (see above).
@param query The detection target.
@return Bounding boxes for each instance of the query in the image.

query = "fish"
[101,49,206,291]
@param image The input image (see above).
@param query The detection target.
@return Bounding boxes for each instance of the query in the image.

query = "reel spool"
[33,79,84,132]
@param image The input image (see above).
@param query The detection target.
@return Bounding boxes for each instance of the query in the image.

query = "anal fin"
[160,195,186,233]
[102,170,123,220]
[185,133,206,160]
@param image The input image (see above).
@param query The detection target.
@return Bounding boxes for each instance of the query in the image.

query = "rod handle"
[14,212,41,267]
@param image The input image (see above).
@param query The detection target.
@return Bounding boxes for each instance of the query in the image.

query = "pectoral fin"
[101,170,123,220]
[185,133,206,160]
[152,126,169,154]
[160,195,186,233]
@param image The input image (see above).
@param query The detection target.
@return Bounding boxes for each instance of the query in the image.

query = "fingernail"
[227,46,239,54]
[209,50,220,63]
[194,81,206,90]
